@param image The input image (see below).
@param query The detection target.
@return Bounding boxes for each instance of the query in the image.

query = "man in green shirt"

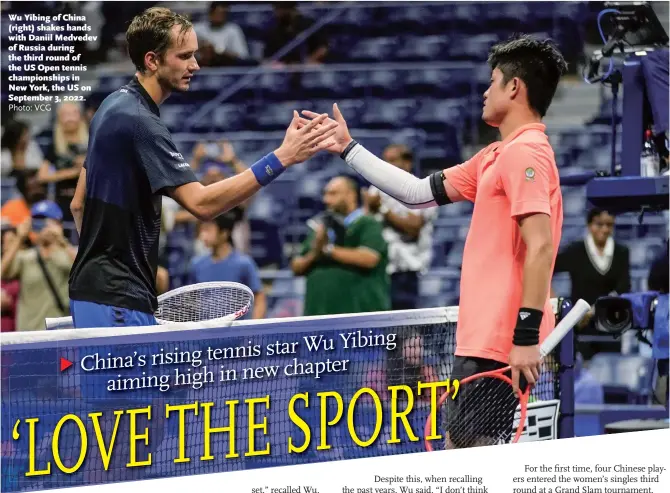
[291,176,390,316]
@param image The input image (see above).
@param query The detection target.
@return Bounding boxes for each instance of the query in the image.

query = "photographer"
[290,176,390,316]
[0,201,76,331]
[37,102,88,223]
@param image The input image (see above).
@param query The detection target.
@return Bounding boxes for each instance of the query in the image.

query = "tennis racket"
[424,298,590,451]
[44,282,254,329]
[155,281,254,326]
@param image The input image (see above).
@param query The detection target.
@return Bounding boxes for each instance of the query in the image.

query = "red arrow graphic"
[60,357,73,372]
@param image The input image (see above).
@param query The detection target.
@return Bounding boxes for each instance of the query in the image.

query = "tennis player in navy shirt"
[68,7,336,328]
[190,209,266,319]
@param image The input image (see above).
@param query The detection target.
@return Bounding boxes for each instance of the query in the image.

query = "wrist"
[340,139,358,160]
[513,307,543,346]
[322,243,334,256]
[273,147,294,167]
[250,152,285,186]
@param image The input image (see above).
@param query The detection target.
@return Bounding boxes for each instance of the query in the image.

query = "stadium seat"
[360,99,418,129]
[586,354,656,404]
[395,35,451,62]
[349,37,399,63]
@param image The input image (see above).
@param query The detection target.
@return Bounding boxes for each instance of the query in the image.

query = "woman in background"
[38,102,88,223]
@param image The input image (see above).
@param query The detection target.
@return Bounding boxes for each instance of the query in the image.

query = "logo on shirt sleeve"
[525,167,535,181]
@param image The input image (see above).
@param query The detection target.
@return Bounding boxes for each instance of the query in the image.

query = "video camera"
[593,292,659,347]
[586,1,668,84]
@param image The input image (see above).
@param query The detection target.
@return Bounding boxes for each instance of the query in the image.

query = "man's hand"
[311,224,328,254]
[300,103,353,155]
[274,112,338,167]
[508,344,541,395]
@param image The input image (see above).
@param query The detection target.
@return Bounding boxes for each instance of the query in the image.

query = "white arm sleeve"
[344,144,437,209]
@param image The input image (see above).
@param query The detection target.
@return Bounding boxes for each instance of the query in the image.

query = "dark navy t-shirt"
[69,77,197,314]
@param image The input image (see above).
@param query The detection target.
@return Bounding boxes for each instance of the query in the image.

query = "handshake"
[272,103,353,168]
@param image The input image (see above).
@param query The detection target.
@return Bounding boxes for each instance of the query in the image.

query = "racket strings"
[441,376,520,449]
[156,286,253,323]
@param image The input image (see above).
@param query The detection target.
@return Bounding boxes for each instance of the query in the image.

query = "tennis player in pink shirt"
[301,35,568,447]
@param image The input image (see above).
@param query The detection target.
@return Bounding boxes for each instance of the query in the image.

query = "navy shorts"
[70,300,157,328]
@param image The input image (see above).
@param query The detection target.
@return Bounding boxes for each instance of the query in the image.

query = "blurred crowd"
[1,1,329,68]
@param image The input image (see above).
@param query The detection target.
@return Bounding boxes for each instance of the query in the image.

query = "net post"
[557,298,575,439]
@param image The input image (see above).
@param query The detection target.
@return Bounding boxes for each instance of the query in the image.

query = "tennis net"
[1,302,573,491]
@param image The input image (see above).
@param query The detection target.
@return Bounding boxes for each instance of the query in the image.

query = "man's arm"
[167,170,262,221]
[329,246,380,269]
[252,290,267,319]
[519,213,555,310]
[299,105,486,208]
[290,250,319,276]
[146,113,336,221]
[380,209,425,240]
[71,167,86,235]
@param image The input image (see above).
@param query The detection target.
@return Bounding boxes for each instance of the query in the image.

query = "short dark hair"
[126,7,193,73]
[587,207,613,224]
[487,34,568,118]
[209,2,230,13]
[214,207,243,232]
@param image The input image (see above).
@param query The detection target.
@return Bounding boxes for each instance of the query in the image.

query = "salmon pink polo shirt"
[444,123,563,364]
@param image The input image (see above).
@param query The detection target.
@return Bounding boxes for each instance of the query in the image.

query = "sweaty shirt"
[69,77,197,314]
[444,123,563,364]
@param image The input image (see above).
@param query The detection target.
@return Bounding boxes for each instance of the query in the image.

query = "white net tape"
[155,281,254,324]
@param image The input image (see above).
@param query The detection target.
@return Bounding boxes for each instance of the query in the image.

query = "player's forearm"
[330,246,380,270]
[344,144,439,209]
[521,241,554,310]
[194,170,261,221]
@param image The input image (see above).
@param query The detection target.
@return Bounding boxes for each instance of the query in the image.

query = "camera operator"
[291,176,390,316]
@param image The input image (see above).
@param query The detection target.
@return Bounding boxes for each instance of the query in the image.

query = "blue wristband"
[251,152,285,186]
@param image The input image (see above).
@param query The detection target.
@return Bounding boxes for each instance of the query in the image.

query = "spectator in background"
[1,169,47,228]
[552,207,631,360]
[364,330,443,405]
[263,2,328,65]
[194,1,251,67]
[1,223,20,332]
[364,144,437,310]
[1,201,76,331]
[38,102,88,223]
[291,175,390,316]
[190,209,266,319]
[1,119,44,177]
[165,140,251,255]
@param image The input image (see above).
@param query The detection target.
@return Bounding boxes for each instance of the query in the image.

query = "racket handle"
[540,299,590,357]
